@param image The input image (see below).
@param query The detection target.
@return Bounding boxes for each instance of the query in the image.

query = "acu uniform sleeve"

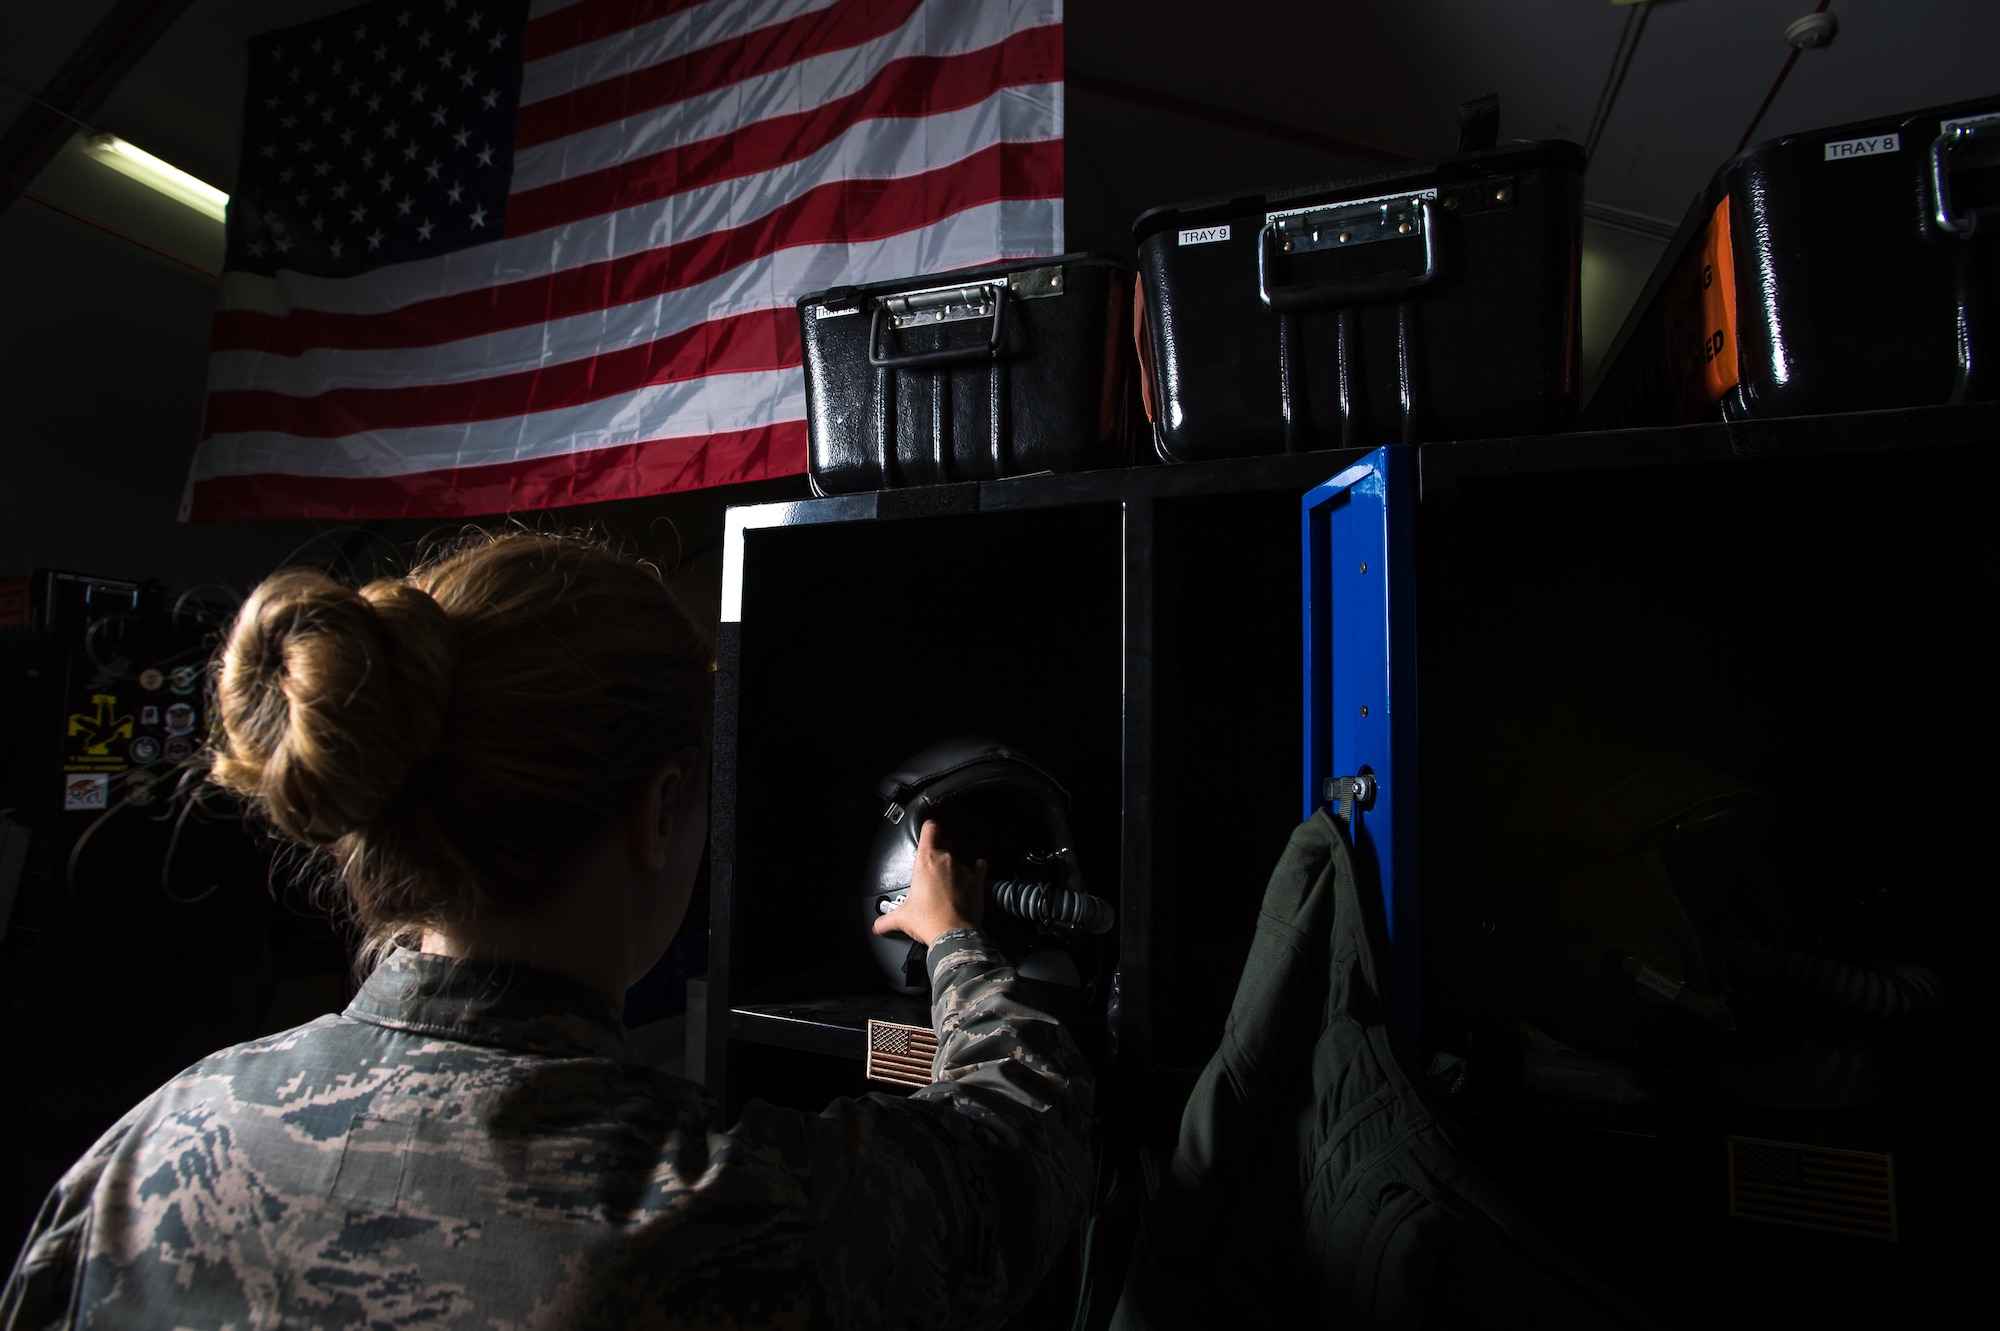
[737,927,1094,1330]
[0,1123,130,1331]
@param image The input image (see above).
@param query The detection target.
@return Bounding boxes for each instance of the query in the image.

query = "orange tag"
[1662,196,1741,417]
[1696,197,1740,404]
[1132,276,1157,424]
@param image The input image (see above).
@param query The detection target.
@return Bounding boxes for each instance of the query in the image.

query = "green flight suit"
[1114,812,1658,1329]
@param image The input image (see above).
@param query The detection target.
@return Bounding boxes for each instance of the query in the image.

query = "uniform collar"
[345,948,636,1061]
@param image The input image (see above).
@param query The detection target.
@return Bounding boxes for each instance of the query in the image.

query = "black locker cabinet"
[709,401,1995,1328]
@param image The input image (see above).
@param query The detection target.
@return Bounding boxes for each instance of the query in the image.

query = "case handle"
[1257,198,1439,312]
[1931,118,1998,237]
[867,287,1009,368]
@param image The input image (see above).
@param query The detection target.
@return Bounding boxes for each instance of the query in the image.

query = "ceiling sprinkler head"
[1784,13,1838,50]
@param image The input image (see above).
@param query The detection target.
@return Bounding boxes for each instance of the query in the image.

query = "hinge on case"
[1439,174,1518,218]
[1323,772,1377,822]
[1005,263,1065,299]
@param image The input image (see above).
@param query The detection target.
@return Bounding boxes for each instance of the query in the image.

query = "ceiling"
[9,0,1999,224]
[1070,0,2000,223]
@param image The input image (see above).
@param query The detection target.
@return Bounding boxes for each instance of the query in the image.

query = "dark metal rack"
[707,399,1996,1144]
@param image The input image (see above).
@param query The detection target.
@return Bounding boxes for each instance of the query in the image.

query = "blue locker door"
[1302,445,1419,1056]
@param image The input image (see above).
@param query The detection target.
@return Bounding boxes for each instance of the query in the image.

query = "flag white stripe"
[528,0,589,17]
[209,201,1054,398]
[513,0,1037,188]
[214,81,1060,321]
[518,0,843,109]
[196,366,808,481]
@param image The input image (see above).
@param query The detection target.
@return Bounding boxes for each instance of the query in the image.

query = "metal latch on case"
[881,284,998,330]
[873,265,1065,331]
[1259,191,1439,309]
[1271,193,1431,255]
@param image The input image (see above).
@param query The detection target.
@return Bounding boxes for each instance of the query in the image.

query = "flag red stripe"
[523,0,717,63]
[205,307,800,437]
[506,27,1060,236]
[516,0,927,149]
[187,420,809,521]
[210,139,1061,355]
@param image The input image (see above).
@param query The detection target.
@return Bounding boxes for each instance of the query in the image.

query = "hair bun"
[212,569,458,844]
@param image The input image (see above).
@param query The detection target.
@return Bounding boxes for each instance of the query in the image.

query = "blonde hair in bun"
[212,573,457,846]
[210,532,711,952]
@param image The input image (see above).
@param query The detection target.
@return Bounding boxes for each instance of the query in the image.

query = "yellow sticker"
[66,694,134,757]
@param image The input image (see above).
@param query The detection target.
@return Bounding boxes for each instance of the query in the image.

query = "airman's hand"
[872,820,985,947]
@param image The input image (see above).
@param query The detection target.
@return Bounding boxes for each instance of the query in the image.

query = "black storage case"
[1586,97,2000,429]
[1133,141,1584,460]
[798,253,1136,494]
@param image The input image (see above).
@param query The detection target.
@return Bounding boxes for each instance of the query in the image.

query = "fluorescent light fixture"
[82,133,228,223]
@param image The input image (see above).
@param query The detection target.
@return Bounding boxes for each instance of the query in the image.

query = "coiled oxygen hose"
[987,876,1118,935]
[1704,941,1946,1021]
[875,875,1117,935]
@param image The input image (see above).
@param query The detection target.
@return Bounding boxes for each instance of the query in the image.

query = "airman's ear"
[633,760,682,872]
[633,747,706,871]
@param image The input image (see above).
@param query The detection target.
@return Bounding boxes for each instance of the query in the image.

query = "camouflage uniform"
[1,930,1092,1330]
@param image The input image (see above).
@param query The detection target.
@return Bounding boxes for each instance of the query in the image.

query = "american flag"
[1726,1136,1898,1242]
[183,0,1064,520]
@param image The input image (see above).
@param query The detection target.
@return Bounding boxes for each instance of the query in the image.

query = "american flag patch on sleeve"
[865,1018,938,1089]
